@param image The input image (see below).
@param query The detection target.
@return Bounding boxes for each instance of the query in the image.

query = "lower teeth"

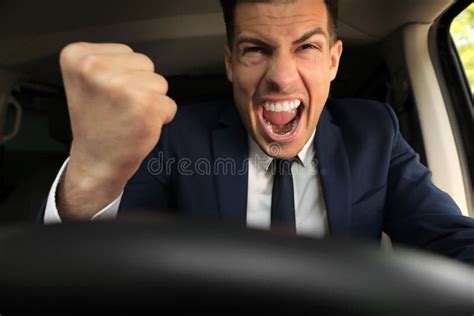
[265,117,299,136]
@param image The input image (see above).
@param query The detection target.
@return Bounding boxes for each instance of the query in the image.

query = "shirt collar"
[248,130,316,171]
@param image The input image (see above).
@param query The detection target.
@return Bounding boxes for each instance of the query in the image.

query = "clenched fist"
[57,42,177,219]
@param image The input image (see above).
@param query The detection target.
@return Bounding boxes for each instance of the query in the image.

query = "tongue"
[263,109,298,126]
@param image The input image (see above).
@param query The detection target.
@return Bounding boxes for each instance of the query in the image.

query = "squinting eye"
[243,46,266,55]
[300,44,318,50]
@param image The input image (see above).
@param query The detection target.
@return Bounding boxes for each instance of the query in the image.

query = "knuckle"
[107,75,128,97]
[168,97,178,113]
[168,99,178,119]
[60,42,87,68]
[133,90,157,111]
[116,43,134,53]
[135,91,170,123]
[155,75,169,94]
[76,54,103,80]
[108,76,154,106]
[135,53,155,71]
[158,96,177,123]
[162,77,169,94]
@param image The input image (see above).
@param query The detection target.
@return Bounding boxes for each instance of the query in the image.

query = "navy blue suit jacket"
[119,98,474,263]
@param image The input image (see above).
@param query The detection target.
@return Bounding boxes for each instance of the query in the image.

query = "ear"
[329,40,343,81]
[224,44,233,82]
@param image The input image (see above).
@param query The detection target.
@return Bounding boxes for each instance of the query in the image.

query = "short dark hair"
[219,0,339,45]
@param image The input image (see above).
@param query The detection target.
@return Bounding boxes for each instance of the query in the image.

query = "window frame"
[429,0,474,214]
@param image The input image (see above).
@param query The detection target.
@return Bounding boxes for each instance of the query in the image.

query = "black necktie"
[271,158,296,233]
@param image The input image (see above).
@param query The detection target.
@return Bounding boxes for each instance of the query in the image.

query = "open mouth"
[258,99,303,142]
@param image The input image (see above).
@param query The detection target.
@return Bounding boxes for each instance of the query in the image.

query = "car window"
[450,3,474,93]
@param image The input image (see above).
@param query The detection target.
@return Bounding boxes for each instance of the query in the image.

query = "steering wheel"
[0,215,472,314]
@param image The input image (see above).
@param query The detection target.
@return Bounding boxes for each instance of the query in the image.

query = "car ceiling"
[0,0,454,86]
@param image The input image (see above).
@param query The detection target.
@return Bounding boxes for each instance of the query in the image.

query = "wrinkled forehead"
[234,0,329,41]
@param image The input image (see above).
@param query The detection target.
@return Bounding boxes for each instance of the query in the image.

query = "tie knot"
[272,158,297,175]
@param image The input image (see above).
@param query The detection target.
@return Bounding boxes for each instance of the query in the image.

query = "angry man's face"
[225,0,343,158]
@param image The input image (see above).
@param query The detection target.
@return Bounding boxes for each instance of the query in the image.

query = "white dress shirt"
[246,132,327,237]
[44,133,328,236]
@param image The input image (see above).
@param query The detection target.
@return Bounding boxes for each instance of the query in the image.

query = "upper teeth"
[263,100,301,112]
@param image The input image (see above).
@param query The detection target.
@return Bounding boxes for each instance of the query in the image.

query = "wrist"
[56,157,128,220]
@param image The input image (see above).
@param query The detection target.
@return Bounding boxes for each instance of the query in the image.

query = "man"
[41,0,474,263]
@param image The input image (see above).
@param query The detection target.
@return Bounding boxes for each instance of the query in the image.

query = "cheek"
[298,62,331,121]
[300,55,331,81]
[300,55,332,91]
[231,65,265,130]
[234,65,265,95]
[233,64,266,111]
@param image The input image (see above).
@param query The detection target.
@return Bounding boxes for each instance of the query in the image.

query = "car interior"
[3,0,470,223]
[0,0,473,313]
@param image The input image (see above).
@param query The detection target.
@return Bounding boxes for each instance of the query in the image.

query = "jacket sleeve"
[118,124,175,215]
[382,105,474,264]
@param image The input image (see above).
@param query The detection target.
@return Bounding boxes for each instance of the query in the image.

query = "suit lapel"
[315,105,352,237]
[212,105,249,224]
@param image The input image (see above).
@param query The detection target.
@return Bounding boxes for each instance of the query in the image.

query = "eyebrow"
[236,36,272,48]
[236,27,327,48]
[293,27,327,44]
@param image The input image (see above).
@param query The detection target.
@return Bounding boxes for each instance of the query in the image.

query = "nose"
[265,51,299,93]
